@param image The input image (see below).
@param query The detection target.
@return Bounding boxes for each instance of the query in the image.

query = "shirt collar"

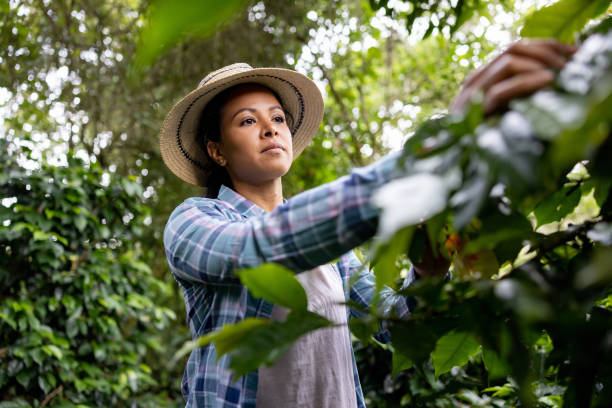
[217,184,266,218]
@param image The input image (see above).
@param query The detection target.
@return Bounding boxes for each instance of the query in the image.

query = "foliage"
[368,0,513,39]
[181,4,612,407]
[0,141,176,406]
[283,0,499,196]
[365,15,612,406]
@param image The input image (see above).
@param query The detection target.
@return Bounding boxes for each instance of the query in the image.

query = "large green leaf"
[225,311,333,378]
[174,311,334,378]
[171,318,269,364]
[521,0,611,42]
[135,0,251,67]
[432,330,480,377]
[236,264,307,311]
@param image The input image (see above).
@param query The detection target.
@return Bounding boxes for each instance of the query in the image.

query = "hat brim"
[159,67,324,187]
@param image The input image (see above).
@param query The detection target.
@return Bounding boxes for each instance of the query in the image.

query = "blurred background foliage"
[2,0,609,406]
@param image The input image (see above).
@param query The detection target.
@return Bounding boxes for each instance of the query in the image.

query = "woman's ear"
[207,141,227,166]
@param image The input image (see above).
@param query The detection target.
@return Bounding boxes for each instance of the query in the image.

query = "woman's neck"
[231,178,283,213]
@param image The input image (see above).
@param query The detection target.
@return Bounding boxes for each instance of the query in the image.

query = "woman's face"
[207,84,293,186]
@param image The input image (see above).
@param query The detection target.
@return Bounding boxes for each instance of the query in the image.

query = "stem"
[40,385,63,407]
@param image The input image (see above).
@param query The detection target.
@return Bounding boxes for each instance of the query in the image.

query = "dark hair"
[197,83,294,198]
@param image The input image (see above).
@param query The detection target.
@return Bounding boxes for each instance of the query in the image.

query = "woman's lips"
[261,143,285,153]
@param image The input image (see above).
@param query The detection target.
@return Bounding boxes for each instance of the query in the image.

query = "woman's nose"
[262,119,278,138]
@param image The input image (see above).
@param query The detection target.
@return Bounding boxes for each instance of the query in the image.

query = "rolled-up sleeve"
[164,151,403,285]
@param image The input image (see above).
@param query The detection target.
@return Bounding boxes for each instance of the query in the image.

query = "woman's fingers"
[483,69,555,114]
[476,54,546,92]
[505,40,574,70]
[461,40,573,88]
[452,39,577,115]
[451,55,546,113]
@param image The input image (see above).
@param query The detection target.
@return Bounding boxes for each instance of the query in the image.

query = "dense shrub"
[0,142,176,407]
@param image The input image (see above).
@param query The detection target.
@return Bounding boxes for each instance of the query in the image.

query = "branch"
[315,61,364,166]
[530,219,601,264]
[40,385,63,407]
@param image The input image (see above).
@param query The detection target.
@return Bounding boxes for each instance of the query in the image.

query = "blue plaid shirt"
[164,152,415,407]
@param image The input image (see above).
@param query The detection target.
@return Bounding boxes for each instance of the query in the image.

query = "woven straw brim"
[159,67,324,187]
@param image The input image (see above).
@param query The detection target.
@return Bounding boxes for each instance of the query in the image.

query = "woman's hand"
[451,40,577,115]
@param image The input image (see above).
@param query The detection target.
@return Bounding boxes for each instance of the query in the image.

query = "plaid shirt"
[164,151,415,408]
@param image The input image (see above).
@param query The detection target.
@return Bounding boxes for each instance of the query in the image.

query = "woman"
[160,41,575,408]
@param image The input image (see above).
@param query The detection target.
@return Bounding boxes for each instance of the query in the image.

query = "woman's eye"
[240,118,255,126]
[273,116,285,123]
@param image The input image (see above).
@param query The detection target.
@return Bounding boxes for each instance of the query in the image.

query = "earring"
[218,159,226,166]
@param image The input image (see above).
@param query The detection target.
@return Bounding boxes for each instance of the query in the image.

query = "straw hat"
[159,63,324,187]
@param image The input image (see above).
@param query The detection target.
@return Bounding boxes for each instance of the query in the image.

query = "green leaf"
[236,264,307,311]
[482,347,511,380]
[391,349,413,377]
[432,330,480,377]
[41,345,63,360]
[521,0,611,43]
[391,316,456,368]
[74,216,87,232]
[533,184,582,227]
[483,383,517,398]
[32,230,48,241]
[225,311,333,378]
[174,312,333,379]
[16,370,33,387]
[348,315,379,344]
[0,312,17,329]
[172,318,269,363]
[136,0,251,67]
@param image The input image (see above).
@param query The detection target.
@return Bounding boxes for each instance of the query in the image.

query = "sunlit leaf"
[521,0,611,43]
[533,184,582,228]
[236,264,307,311]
